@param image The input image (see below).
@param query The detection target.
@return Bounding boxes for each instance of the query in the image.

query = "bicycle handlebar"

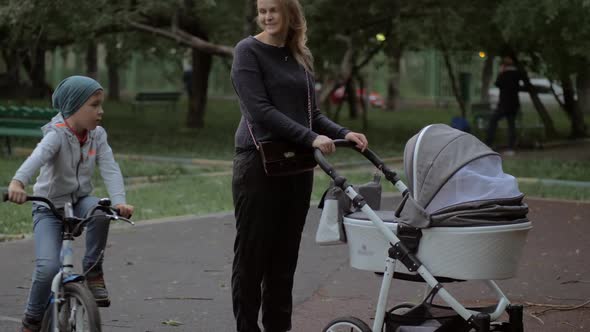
[2,192,134,225]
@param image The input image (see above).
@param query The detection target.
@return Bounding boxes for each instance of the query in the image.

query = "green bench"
[132,91,181,112]
[470,102,545,148]
[0,106,58,154]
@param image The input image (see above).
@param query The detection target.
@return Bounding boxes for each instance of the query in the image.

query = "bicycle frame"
[2,193,132,332]
[49,199,132,332]
[49,201,85,332]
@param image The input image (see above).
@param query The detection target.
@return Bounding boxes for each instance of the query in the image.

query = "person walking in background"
[486,55,525,155]
[229,0,368,331]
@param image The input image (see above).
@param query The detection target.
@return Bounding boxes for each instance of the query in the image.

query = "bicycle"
[3,193,134,332]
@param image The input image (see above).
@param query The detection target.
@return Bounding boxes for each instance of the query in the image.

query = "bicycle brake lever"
[110,215,135,225]
[121,218,135,225]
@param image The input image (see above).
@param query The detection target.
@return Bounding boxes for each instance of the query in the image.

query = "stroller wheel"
[323,316,372,332]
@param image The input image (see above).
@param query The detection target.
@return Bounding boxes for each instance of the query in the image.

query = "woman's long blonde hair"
[258,0,314,73]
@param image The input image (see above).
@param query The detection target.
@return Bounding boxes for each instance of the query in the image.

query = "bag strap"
[246,69,312,150]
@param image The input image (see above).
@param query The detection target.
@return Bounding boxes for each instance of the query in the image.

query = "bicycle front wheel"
[41,282,102,332]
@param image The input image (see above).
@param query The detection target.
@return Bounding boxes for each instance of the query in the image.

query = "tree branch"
[335,34,353,80]
[128,20,233,57]
[354,20,393,71]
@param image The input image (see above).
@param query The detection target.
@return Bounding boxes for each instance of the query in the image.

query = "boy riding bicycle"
[6,76,134,332]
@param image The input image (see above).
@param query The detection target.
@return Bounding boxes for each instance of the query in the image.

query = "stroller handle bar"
[314,139,409,195]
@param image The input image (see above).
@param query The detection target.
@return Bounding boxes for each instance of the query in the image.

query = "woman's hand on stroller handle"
[312,135,336,154]
[313,139,369,190]
[344,132,368,152]
[313,140,408,194]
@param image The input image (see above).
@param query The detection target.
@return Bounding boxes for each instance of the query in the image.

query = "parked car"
[488,77,574,106]
[330,86,385,108]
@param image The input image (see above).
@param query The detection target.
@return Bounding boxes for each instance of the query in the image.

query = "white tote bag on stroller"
[316,175,382,245]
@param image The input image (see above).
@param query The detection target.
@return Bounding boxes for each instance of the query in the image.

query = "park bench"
[470,102,545,148]
[132,91,181,112]
[0,105,58,155]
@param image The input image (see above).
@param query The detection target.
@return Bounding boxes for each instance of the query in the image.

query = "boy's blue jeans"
[25,196,110,321]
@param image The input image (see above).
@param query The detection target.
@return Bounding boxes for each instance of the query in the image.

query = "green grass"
[2,159,589,235]
[503,159,590,182]
[0,168,384,235]
[5,97,586,160]
[2,98,589,235]
[4,99,456,162]
[0,156,212,184]
[519,182,590,201]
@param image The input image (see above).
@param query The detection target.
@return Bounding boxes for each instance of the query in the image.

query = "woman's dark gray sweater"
[231,36,350,150]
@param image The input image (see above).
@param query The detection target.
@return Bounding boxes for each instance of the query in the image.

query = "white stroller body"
[315,124,531,332]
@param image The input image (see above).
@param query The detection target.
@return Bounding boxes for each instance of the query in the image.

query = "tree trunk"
[441,49,466,117]
[3,51,21,84]
[577,63,590,115]
[22,48,52,98]
[561,73,587,138]
[345,77,358,119]
[333,93,346,123]
[480,55,495,103]
[86,41,98,79]
[434,27,466,117]
[319,78,337,118]
[515,60,557,138]
[105,46,121,101]
[186,47,212,128]
[0,51,26,99]
[358,75,369,130]
[386,48,402,111]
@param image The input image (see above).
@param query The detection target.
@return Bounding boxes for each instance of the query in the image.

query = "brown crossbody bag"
[246,70,317,176]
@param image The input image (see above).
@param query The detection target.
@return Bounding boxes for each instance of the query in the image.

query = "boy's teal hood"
[52,75,103,119]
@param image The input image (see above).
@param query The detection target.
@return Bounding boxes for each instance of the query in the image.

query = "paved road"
[1,196,588,331]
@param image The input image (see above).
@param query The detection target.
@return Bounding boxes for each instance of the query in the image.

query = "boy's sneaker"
[21,315,41,332]
[86,273,111,307]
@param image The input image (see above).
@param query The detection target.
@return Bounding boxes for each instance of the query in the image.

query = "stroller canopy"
[397,124,528,228]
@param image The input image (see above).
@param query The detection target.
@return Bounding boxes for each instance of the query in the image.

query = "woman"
[230,0,368,331]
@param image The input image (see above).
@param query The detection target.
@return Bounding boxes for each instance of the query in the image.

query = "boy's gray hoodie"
[13,114,126,208]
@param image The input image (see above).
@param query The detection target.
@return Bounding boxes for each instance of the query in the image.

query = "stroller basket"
[344,213,531,280]
[386,302,506,332]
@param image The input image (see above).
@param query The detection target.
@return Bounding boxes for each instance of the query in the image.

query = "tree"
[0,0,129,96]
[126,0,242,128]
[496,0,590,138]
[305,0,400,122]
[0,0,244,127]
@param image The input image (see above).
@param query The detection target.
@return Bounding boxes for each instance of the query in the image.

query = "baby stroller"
[315,124,531,332]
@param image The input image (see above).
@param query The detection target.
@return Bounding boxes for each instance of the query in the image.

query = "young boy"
[6,76,134,332]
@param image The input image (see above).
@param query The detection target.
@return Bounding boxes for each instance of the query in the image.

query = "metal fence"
[10,47,494,103]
